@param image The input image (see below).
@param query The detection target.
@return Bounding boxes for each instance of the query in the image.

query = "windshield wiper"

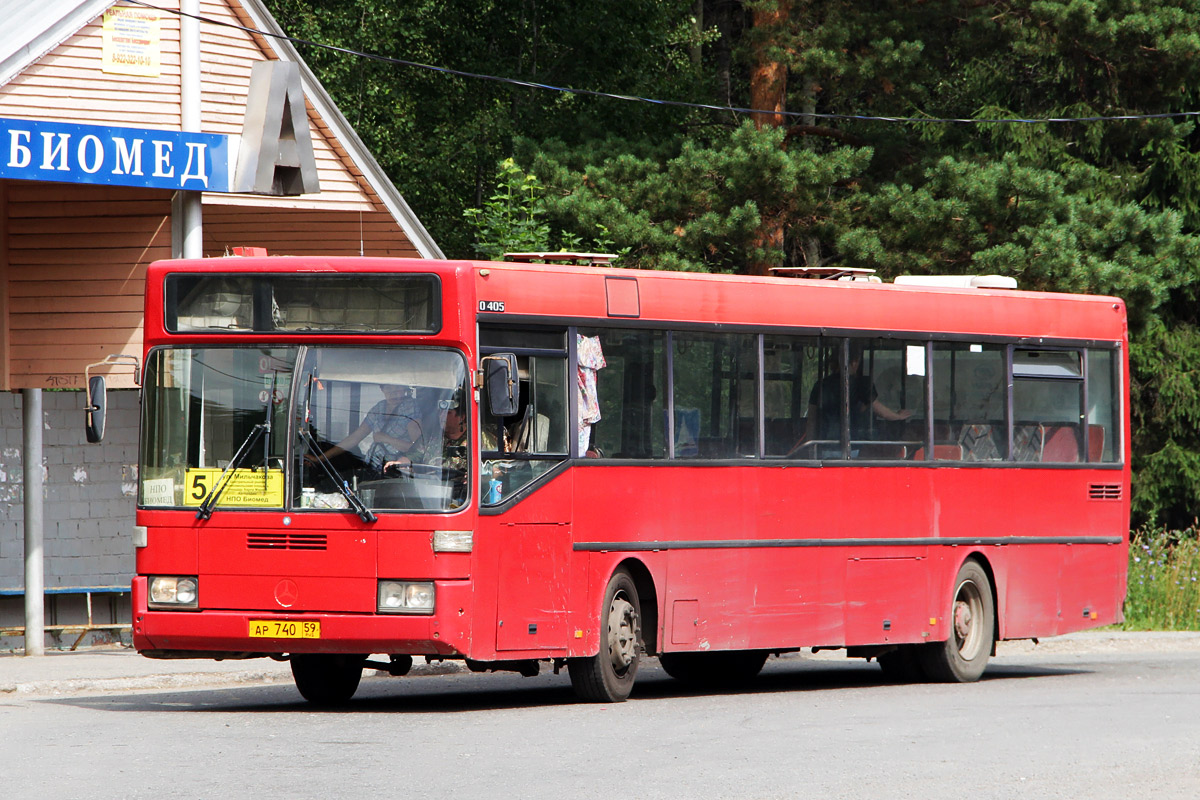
[297,427,377,523]
[195,423,268,520]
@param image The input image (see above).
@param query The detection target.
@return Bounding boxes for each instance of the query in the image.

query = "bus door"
[479,326,573,651]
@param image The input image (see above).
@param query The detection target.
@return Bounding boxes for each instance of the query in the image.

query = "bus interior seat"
[1043,425,1081,463]
[911,444,964,461]
[1088,425,1105,461]
[1013,423,1045,462]
[958,423,1002,461]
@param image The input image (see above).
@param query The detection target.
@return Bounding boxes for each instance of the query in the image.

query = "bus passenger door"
[495,522,571,651]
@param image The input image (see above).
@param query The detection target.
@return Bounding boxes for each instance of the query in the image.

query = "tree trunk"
[747,1,791,275]
[749,1,789,130]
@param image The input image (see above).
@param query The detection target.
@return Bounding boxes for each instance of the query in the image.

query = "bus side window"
[579,329,667,459]
[1086,349,1119,462]
[763,335,819,457]
[931,343,1006,461]
[1013,348,1085,463]
[672,332,758,459]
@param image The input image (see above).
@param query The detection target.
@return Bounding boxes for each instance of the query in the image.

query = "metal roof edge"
[0,0,111,88]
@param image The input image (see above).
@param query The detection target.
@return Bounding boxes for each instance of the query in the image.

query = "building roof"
[0,0,444,259]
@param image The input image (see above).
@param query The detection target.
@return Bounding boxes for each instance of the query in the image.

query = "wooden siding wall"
[200,1,380,212]
[0,1,391,215]
[3,181,170,391]
[0,5,183,128]
[0,0,423,390]
[202,207,421,258]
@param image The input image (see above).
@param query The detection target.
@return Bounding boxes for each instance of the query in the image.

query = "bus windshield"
[139,346,471,513]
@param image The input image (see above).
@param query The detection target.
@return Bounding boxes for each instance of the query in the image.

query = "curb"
[0,659,469,697]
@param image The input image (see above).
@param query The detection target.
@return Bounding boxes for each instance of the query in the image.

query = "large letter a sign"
[234,61,320,196]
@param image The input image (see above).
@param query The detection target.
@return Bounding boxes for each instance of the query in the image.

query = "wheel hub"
[607,594,638,671]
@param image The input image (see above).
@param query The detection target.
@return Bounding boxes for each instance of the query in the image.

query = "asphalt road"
[3,642,1198,800]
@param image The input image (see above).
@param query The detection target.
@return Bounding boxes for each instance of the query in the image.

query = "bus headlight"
[148,576,199,608]
[378,581,435,614]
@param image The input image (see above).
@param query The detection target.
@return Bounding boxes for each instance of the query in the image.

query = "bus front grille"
[247,532,328,551]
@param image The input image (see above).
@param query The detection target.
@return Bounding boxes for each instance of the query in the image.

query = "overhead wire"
[128,0,1200,126]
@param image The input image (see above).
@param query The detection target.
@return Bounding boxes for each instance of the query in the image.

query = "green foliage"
[523,123,870,272]
[462,159,550,259]
[1131,320,1200,527]
[837,153,1200,329]
[1123,527,1200,630]
[268,0,1200,528]
[269,0,707,257]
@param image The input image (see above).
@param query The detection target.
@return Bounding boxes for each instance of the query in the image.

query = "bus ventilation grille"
[247,533,328,551]
[1088,484,1122,501]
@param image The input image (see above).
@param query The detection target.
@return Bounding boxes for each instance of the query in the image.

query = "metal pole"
[174,0,203,258]
[22,387,44,656]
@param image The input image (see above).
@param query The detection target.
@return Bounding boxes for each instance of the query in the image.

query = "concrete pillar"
[22,388,44,656]
[174,0,203,258]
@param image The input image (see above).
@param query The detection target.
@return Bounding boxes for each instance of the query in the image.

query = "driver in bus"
[306,383,425,473]
[790,344,912,456]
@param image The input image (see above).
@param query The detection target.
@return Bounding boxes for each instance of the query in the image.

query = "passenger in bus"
[306,383,425,473]
[790,345,913,456]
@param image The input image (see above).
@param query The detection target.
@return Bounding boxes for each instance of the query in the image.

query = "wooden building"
[0,0,441,391]
[0,0,441,649]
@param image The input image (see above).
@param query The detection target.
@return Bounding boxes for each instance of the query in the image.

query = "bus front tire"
[568,569,642,703]
[290,654,366,705]
[919,559,995,682]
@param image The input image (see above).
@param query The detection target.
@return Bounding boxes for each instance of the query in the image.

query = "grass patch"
[1122,527,1200,631]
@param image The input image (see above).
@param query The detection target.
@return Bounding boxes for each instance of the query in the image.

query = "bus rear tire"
[568,569,642,703]
[659,650,769,687]
[290,654,366,705]
[919,559,995,683]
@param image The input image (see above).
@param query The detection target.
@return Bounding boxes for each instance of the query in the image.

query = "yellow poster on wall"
[102,7,161,77]
[182,469,285,508]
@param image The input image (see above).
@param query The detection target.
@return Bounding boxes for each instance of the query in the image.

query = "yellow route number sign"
[183,468,285,508]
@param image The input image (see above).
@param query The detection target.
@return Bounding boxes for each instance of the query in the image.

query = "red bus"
[108,255,1129,704]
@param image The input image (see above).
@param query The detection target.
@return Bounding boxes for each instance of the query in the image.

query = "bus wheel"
[919,560,995,682]
[290,654,366,705]
[568,569,642,702]
[659,650,768,687]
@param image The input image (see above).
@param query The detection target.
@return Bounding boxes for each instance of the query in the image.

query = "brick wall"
[0,389,138,591]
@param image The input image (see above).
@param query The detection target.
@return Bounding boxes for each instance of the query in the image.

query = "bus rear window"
[166,273,440,334]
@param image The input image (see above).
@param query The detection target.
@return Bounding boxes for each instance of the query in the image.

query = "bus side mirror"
[85,375,107,444]
[483,354,519,417]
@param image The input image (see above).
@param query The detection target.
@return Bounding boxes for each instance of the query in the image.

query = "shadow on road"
[36,656,1090,714]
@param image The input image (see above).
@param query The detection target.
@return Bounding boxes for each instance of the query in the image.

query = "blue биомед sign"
[0,116,231,192]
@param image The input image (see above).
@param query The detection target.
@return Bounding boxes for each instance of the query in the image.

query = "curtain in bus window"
[931,343,1006,461]
[671,332,758,459]
[578,329,666,459]
[1087,349,1119,462]
[577,334,606,454]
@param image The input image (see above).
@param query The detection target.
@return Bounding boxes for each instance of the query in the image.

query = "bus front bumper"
[131,576,472,657]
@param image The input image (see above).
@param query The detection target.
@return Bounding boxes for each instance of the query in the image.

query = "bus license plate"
[249,620,320,639]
